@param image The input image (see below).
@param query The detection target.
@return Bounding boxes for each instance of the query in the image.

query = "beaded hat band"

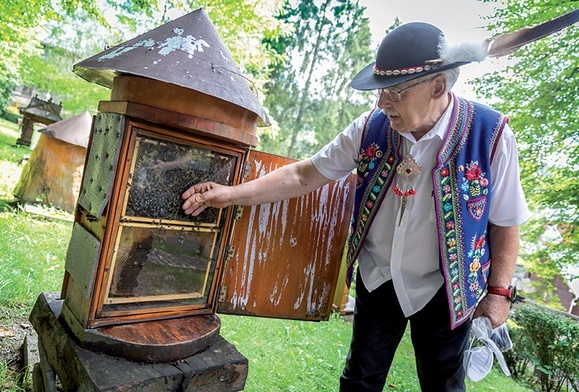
[372,63,438,77]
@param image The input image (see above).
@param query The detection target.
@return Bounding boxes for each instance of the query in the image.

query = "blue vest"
[347,94,507,329]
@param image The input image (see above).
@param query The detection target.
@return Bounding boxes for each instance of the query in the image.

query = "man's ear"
[432,76,447,98]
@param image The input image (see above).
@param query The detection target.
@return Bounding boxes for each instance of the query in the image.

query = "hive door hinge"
[225,245,235,261]
[233,205,244,220]
[218,285,227,302]
[242,161,252,180]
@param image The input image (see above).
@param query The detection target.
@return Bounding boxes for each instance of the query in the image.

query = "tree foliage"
[474,0,579,294]
[0,0,286,117]
[0,0,129,115]
[259,0,375,159]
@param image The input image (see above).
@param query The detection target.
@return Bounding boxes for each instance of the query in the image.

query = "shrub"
[507,301,579,392]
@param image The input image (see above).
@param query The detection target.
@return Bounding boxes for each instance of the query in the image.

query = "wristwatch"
[487,285,517,303]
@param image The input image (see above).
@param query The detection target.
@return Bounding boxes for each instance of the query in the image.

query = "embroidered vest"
[347,95,507,329]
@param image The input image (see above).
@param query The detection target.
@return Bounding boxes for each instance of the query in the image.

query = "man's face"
[377,76,442,135]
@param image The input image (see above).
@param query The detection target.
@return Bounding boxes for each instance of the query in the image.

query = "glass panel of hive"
[104,225,219,308]
[123,132,237,226]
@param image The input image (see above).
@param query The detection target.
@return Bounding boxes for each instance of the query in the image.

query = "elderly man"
[182,22,529,392]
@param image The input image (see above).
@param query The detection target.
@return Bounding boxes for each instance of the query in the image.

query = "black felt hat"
[351,22,471,91]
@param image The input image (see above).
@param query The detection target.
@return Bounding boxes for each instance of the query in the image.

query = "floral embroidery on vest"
[460,161,489,221]
[467,231,487,297]
[433,95,507,328]
[347,110,400,269]
[358,143,384,177]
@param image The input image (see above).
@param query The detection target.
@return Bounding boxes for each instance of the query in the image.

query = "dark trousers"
[340,275,472,392]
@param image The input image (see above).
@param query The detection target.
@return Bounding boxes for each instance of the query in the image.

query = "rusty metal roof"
[73,8,269,125]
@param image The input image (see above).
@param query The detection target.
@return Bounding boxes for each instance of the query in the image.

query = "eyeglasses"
[376,77,435,102]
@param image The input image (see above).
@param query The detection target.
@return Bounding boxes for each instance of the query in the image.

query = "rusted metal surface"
[73,8,269,125]
[219,150,355,321]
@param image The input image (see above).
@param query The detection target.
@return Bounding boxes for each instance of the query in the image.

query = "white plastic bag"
[463,317,512,381]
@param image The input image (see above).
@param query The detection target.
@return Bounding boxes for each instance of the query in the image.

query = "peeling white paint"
[228,158,353,317]
[157,28,210,58]
[230,204,256,310]
[98,28,211,63]
[97,38,155,62]
[219,50,230,62]
[269,273,289,307]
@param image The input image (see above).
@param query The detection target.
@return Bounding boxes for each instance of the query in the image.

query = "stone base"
[28,293,247,392]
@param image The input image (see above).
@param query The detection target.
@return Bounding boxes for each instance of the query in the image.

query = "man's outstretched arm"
[182,159,332,216]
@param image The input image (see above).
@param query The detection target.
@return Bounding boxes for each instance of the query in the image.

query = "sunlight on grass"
[220,315,533,392]
[220,314,351,391]
[0,119,72,308]
[0,211,71,307]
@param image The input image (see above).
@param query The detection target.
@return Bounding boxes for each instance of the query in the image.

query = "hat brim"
[350,61,471,91]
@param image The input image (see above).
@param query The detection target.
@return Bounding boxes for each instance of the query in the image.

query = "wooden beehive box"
[56,9,354,363]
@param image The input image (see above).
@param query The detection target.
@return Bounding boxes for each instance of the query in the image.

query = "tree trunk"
[286,0,331,158]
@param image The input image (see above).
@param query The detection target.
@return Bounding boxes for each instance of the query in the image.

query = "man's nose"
[377,92,393,108]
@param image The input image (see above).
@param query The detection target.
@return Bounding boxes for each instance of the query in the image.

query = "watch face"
[509,285,517,302]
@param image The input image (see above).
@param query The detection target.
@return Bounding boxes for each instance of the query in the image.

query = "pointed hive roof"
[38,111,92,148]
[73,8,269,125]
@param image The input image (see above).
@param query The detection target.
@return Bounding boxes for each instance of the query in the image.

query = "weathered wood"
[109,75,258,142]
[30,292,247,391]
[14,134,86,212]
[60,292,221,363]
[32,363,48,392]
[178,352,247,392]
[19,330,39,377]
[99,100,258,147]
[219,150,356,321]
[60,59,352,333]
[85,312,221,362]
[37,338,58,392]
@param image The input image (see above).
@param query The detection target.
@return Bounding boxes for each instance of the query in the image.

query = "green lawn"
[0,117,533,391]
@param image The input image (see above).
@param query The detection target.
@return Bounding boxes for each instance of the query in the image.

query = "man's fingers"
[183,202,208,216]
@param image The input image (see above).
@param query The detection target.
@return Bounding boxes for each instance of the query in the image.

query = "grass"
[0,117,534,391]
[219,313,534,392]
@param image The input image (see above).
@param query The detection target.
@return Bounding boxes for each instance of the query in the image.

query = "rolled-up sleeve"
[311,112,370,180]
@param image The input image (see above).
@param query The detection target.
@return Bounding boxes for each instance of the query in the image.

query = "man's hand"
[182,182,232,216]
[473,293,511,328]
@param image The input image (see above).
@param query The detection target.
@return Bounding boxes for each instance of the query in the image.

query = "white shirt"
[311,99,530,316]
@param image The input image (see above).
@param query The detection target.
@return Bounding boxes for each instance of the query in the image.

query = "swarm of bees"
[125,135,236,223]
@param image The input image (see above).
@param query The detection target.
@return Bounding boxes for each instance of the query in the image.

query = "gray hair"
[439,68,460,92]
[411,67,460,93]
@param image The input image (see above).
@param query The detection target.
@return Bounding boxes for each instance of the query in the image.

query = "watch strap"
[487,285,516,302]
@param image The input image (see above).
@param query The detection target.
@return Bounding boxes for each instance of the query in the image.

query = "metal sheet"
[64,223,101,299]
[73,8,269,125]
[38,111,92,148]
[218,151,355,321]
[77,113,125,217]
